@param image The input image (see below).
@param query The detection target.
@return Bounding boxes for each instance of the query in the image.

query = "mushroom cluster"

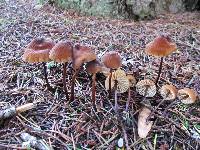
[21,35,198,140]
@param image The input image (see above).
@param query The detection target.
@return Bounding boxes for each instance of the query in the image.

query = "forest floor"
[0,0,200,149]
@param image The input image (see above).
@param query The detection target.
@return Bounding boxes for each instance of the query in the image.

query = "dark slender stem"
[63,62,69,101]
[42,62,52,90]
[125,87,131,112]
[114,80,118,112]
[70,69,78,102]
[155,57,163,85]
[147,91,170,121]
[109,68,112,98]
[92,74,97,112]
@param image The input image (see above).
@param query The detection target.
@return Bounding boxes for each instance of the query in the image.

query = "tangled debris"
[0,0,200,149]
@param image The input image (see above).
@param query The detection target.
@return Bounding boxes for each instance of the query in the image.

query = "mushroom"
[145,35,177,85]
[86,60,102,111]
[102,51,122,98]
[136,79,156,105]
[136,79,156,98]
[105,69,129,110]
[71,44,96,101]
[49,41,73,101]
[177,88,197,104]
[22,38,55,90]
[138,107,153,138]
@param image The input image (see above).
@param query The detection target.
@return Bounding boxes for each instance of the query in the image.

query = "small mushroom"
[136,79,156,97]
[49,41,73,101]
[138,107,153,138]
[145,35,177,85]
[102,51,122,98]
[86,60,102,111]
[71,44,96,101]
[160,84,178,100]
[22,38,55,90]
[105,69,129,93]
[178,88,197,104]
[105,69,129,110]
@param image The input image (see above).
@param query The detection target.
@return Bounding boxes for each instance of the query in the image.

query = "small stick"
[0,103,35,120]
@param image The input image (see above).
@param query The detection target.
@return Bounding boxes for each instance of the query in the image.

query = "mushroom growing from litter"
[86,60,102,111]
[22,38,55,90]
[136,79,156,98]
[71,44,96,101]
[177,88,197,104]
[136,79,156,105]
[138,107,153,138]
[105,69,129,110]
[145,35,177,85]
[102,51,122,98]
[49,41,73,101]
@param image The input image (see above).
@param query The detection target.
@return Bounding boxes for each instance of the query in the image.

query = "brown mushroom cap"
[101,51,122,69]
[49,41,73,63]
[23,49,50,63]
[145,35,177,57]
[177,88,197,104]
[136,79,156,97]
[23,38,55,63]
[105,69,129,93]
[160,84,178,100]
[73,44,96,69]
[27,38,55,50]
[138,107,153,138]
[86,60,102,74]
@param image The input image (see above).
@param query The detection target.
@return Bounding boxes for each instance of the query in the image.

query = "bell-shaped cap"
[101,51,121,69]
[145,35,177,57]
[49,41,73,63]
[73,44,96,69]
[23,38,55,63]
